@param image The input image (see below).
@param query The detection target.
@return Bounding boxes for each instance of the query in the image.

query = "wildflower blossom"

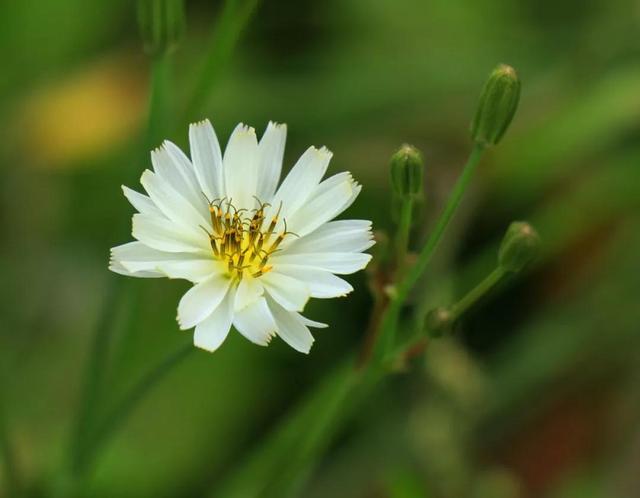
[110,120,373,353]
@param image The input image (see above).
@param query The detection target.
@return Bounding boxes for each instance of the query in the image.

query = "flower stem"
[448,267,506,320]
[146,53,171,150]
[79,342,194,472]
[0,390,21,497]
[184,0,261,121]
[375,143,486,362]
[69,278,122,474]
[394,197,414,276]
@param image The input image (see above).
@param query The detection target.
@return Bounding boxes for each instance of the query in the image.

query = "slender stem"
[394,197,414,276]
[374,144,486,362]
[70,278,122,473]
[146,54,171,150]
[80,342,194,473]
[0,392,20,497]
[184,0,261,121]
[396,144,485,305]
[449,267,506,320]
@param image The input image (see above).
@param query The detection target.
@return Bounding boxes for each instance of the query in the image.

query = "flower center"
[203,197,294,281]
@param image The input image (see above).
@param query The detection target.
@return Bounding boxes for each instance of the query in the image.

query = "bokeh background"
[2,0,640,497]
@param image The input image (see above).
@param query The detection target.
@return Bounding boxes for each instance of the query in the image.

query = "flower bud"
[137,0,186,56]
[425,307,454,338]
[498,221,540,273]
[390,144,424,198]
[470,64,520,146]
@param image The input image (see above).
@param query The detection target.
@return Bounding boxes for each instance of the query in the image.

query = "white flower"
[110,120,374,353]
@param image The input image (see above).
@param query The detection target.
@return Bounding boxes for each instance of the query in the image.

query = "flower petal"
[286,173,358,237]
[274,266,353,298]
[266,297,314,354]
[109,259,163,278]
[256,121,287,200]
[294,313,328,329]
[233,297,277,346]
[193,287,235,352]
[177,273,232,330]
[132,214,208,253]
[271,253,372,274]
[189,119,224,201]
[283,220,374,253]
[223,123,260,209]
[235,277,264,311]
[122,186,164,218]
[261,271,310,311]
[140,170,209,230]
[156,259,222,282]
[269,146,332,221]
[152,142,207,218]
[111,241,207,274]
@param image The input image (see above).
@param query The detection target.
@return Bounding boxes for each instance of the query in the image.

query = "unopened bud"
[498,221,540,273]
[425,307,454,338]
[137,0,186,56]
[390,144,424,198]
[471,64,520,146]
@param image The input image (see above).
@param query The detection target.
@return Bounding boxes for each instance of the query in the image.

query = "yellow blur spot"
[19,55,146,169]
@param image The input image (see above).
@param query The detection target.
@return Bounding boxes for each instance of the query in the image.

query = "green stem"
[80,342,194,473]
[375,144,486,362]
[184,0,261,121]
[70,278,122,473]
[394,197,414,276]
[449,267,506,320]
[0,392,20,497]
[146,54,171,150]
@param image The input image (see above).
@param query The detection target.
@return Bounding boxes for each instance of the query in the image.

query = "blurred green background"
[1,0,640,497]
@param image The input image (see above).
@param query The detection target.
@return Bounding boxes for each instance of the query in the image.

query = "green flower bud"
[425,307,454,338]
[390,144,424,198]
[498,221,540,273]
[137,0,186,56]
[471,64,521,146]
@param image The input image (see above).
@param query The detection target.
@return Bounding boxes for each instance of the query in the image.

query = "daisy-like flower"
[110,120,373,353]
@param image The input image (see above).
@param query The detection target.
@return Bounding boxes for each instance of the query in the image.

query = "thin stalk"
[375,144,486,362]
[449,267,506,320]
[394,197,413,276]
[69,278,122,473]
[0,393,20,497]
[80,342,194,473]
[184,0,261,121]
[146,54,171,150]
[67,49,173,485]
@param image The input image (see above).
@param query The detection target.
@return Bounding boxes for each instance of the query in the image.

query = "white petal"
[274,266,353,298]
[284,220,373,253]
[286,173,357,237]
[189,119,224,200]
[156,259,221,282]
[109,259,163,278]
[233,297,277,346]
[223,124,260,209]
[178,273,232,330]
[271,253,372,275]
[140,170,209,230]
[256,121,287,200]
[193,287,235,352]
[111,241,207,274]
[235,277,264,311]
[269,146,332,221]
[261,271,310,311]
[122,186,164,218]
[294,313,328,329]
[152,143,207,218]
[266,297,314,354]
[132,214,208,253]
